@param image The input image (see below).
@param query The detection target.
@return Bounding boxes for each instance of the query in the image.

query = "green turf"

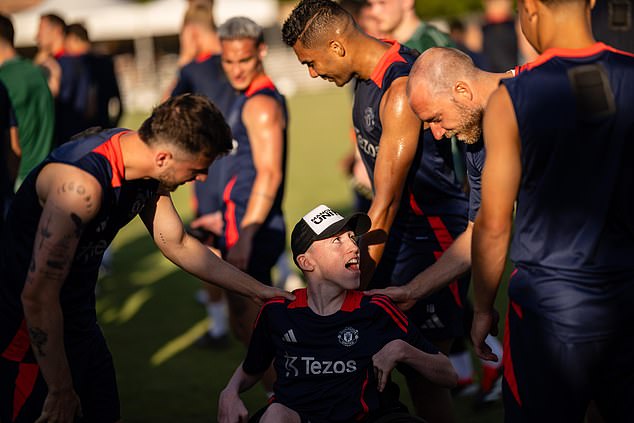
[101,88,506,422]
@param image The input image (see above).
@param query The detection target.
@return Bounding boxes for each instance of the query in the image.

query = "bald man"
[368,46,511,405]
[472,0,634,421]
[283,2,469,422]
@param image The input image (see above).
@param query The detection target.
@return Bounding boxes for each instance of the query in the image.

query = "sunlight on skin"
[150,318,210,366]
[100,287,153,324]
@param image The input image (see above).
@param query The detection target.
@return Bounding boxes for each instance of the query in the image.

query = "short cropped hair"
[41,13,66,32]
[282,0,352,48]
[217,17,263,45]
[65,23,89,42]
[138,94,232,159]
[0,14,14,46]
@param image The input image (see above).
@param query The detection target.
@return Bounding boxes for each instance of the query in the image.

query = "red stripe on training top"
[12,362,39,421]
[371,295,408,326]
[341,290,364,312]
[196,51,213,63]
[370,40,407,89]
[356,369,370,420]
[372,300,407,333]
[525,42,634,72]
[1,319,30,362]
[409,192,463,307]
[503,302,522,407]
[245,74,276,98]
[222,176,239,250]
[287,288,309,309]
[92,131,128,188]
[53,48,66,59]
[253,298,286,328]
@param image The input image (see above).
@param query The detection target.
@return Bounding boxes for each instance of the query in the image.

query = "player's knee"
[260,403,301,423]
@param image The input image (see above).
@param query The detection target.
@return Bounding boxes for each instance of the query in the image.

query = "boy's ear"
[297,253,314,272]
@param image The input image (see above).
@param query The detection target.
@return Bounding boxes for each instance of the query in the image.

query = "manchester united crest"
[364,107,375,131]
[338,327,359,347]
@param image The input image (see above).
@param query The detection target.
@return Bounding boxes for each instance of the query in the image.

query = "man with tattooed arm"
[0,94,293,423]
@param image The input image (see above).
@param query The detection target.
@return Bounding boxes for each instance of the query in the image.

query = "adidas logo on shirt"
[420,314,445,330]
[283,329,298,343]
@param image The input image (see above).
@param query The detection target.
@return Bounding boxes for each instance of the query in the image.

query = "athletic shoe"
[194,332,230,349]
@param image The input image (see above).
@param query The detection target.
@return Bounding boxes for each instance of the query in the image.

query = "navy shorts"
[503,267,634,422]
[0,328,120,423]
[369,214,469,341]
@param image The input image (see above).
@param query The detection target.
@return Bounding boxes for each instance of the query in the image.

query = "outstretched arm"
[367,222,472,309]
[471,85,520,361]
[218,364,263,423]
[22,163,103,423]
[361,77,421,288]
[140,194,293,304]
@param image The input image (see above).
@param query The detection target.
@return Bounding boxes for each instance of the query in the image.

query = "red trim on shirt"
[1,319,30,362]
[409,193,463,308]
[503,303,522,407]
[371,295,408,324]
[340,290,364,312]
[245,74,276,98]
[222,176,239,249]
[371,299,407,333]
[92,131,128,188]
[525,42,634,72]
[53,48,66,59]
[287,288,309,309]
[195,51,213,63]
[370,40,407,89]
[356,369,370,420]
[12,363,39,421]
[253,298,286,328]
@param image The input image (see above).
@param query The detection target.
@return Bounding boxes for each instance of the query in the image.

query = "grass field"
[102,88,507,422]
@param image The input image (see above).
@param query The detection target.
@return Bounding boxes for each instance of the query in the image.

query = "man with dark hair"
[0,13,54,190]
[218,205,456,423]
[37,13,94,146]
[282,2,469,422]
[64,22,123,130]
[0,93,293,423]
[471,0,634,421]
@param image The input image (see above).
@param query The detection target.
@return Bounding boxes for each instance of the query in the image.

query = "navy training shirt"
[222,75,287,249]
[465,139,485,222]
[502,42,634,276]
[352,41,468,236]
[243,289,438,422]
[0,128,158,362]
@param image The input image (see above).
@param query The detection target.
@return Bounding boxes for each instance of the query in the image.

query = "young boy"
[218,205,457,423]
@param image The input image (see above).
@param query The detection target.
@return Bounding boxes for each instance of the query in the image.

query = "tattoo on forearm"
[70,213,84,238]
[39,214,53,250]
[58,181,94,210]
[29,327,48,357]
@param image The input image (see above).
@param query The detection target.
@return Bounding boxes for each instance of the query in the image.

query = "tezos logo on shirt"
[338,327,359,347]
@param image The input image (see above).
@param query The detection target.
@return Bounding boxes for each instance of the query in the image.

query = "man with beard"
[0,94,292,423]
[282,2,468,422]
[369,46,512,405]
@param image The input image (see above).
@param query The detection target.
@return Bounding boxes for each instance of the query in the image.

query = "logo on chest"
[338,327,359,347]
[364,107,375,131]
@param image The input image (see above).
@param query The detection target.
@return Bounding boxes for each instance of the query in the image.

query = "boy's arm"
[218,364,264,423]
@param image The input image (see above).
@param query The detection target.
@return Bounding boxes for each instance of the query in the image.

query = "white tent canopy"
[12,0,279,47]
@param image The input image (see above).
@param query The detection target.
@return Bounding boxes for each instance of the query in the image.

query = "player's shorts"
[0,327,120,423]
[223,226,285,286]
[503,267,634,422]
[369,214,469,341]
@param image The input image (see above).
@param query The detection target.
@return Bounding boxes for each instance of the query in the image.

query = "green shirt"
[404,22,455,54]
[0,56,54,187]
